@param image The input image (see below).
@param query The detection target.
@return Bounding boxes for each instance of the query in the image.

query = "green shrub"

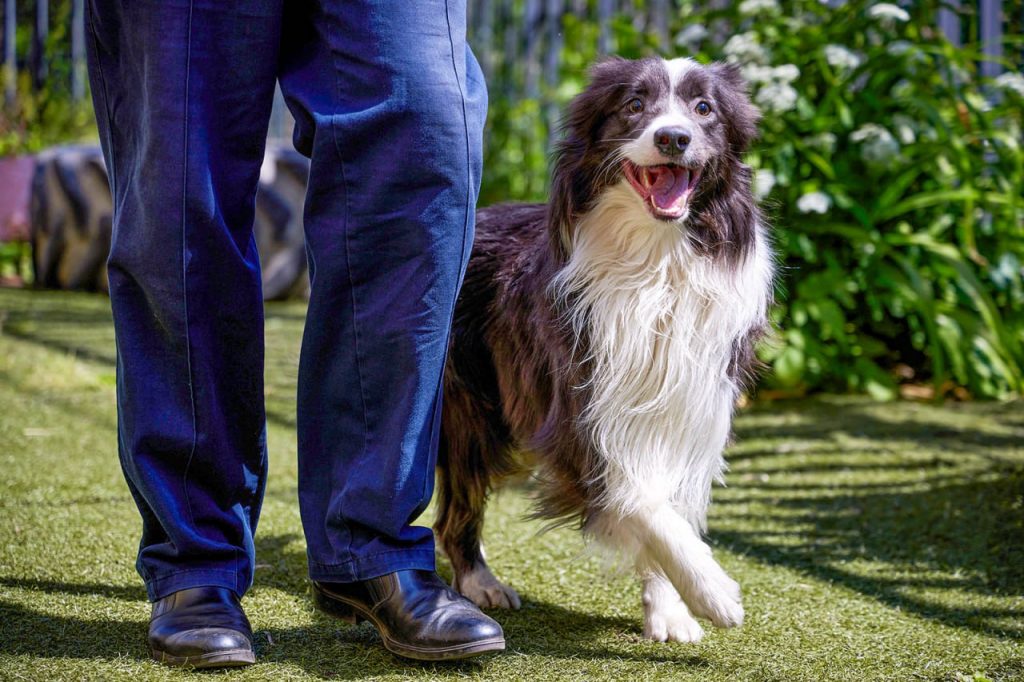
[479,0,1024,400]
[0,0,97,156]
[0,77,96,156]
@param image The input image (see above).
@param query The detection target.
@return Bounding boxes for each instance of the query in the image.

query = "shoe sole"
[312,583,506,661]
[150,647,256,669]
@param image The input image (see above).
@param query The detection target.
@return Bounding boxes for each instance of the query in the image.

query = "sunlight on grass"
[1,289,1021,681]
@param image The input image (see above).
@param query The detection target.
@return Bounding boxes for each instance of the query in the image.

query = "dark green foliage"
[477,0,1024,400]
[1,0,96,155]
[0,241,31,282]
[6,0,1023,398]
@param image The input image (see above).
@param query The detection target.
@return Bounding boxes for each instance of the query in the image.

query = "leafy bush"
[0,0,97,156]
[6,0,1021,399]
[0,241,31,283]
[479,0,1024,399]
[0,78,96,156]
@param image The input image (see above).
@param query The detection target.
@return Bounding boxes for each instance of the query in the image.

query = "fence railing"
[1,0,1018,135]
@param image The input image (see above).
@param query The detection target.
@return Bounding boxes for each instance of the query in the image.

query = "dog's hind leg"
[638,561,704,643]
[435,410,521,610]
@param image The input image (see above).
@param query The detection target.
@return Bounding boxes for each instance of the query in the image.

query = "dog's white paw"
[454,563,521,610]
[684,554,744,628]
[643,598,704,643]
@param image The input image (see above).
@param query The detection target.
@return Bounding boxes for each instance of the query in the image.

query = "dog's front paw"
[643,598,704,643]
[454,563,522,610]
[685,556,744,628]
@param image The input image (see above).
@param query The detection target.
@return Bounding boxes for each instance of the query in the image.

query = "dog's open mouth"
[622,160,701,220]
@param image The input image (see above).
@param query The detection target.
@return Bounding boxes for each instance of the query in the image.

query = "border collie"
[436,56,774,642]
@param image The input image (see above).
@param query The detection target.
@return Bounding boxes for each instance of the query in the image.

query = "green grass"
[0,288,1021,681]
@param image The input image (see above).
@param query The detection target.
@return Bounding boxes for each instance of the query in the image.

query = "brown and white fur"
[435,56,774,642]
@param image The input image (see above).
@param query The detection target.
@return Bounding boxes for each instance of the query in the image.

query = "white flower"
[991,253,1021,289]
[887,40,927,68]
[806,132,837,153]
[744,63,800,84]
[824,44,862,71]
[742,65,773,83]
[887,40,912,56]
[738,0,780,15]
[772,64,800,83]
[999,125,1021,152]
[891,115,917,144]
[797,191,831,214]
[868,3,910,24]
[850,124,900,165]
[936,154,955,177]
[947,64,971,87]
[674,24,708,51]
[744,64,800,113]
[756,82,798,113]
[754,169,777,199]
[723,32,768,65]
[965,91,992,113]
[994,72,1024,98]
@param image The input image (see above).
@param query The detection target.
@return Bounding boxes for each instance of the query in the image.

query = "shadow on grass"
[253,602,708,678]
[248,533,708,674]
[0,596,707,677]
[1,297,117,366]
[0,289,304,430]
[0,576,145,601]
[731,399,1024,460]
[0,600,146,662]
[721,400,1024,640]
[0,533,707,677]
[4,291,1022,657]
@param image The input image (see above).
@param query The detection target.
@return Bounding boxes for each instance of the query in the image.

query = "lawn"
[0,288,1021,681]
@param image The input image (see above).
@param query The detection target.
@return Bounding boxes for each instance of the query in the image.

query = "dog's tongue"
[649,166,688,210]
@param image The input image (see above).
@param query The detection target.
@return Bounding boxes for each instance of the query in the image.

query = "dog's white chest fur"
[554,183,773,525]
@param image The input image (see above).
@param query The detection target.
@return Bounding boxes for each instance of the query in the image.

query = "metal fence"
[1,0,1019,133]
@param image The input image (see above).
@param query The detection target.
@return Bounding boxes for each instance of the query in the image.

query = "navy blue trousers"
[85,0,486,601]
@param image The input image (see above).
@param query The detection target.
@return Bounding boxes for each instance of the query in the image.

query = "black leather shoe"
[148,586,255,668]
[313,570,505,661]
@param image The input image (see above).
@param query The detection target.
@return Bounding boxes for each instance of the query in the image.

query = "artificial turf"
[0,287,1021,681]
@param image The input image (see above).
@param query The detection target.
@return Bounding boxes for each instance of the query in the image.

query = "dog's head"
[549,57,761,259]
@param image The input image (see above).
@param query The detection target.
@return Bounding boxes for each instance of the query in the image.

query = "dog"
[435,56,774,643]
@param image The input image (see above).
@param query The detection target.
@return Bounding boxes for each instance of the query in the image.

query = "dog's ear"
[549,57,633,259]
[563,57,631,141]
[710,62,760,153]
[548,131,585,261]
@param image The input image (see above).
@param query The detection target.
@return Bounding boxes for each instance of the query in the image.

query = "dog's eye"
[695,101,712,116]
[626,98,644,114]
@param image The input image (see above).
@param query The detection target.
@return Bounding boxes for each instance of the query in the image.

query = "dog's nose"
[654,127,691,156]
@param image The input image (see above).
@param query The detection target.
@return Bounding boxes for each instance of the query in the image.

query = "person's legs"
[278,0,487,581]
[86,0,281,601]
